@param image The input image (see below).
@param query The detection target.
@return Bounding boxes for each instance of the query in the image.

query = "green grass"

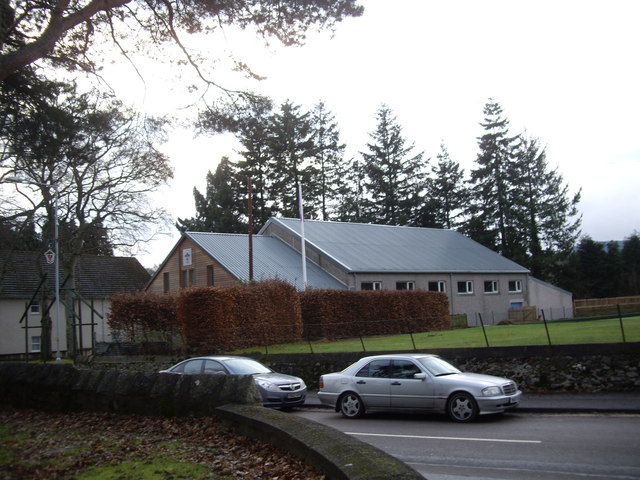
[78,458,210,480]
[236,316,640,355]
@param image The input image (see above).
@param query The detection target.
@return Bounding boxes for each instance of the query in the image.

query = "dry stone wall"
[84,343,640,393]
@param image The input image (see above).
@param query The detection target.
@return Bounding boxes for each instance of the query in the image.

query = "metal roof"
[185,232,347,290]
[261,218,529,274]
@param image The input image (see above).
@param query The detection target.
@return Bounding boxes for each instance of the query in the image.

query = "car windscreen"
[417,356,461,376]
[223,358,272,375]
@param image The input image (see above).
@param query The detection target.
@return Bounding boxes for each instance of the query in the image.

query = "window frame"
[457,280,474,295]
[509,280,523,293]
[361,281,382,291]
[29,300,40,315]
[428,281,446,293]
[31,336,41,352]
[484,280,499,294]
[396,281,415,291]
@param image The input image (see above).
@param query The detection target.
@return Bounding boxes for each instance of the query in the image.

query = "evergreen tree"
[422,143,467,229]
[464,99,521,256]
[310,101,346,220]
[176,157,245,234]
[360,105,425,225]
[622,234,640,295]
[573,237,608,298]
[512,134,582,279]
[335,157,367,223]
[603,240,624,297]
[267,101,317,218]
[233,101,277,229]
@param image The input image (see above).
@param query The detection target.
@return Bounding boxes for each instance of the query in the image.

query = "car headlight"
[256,380,281,392]
[482,386,502,397]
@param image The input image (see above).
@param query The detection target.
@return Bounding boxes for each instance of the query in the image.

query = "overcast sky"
[116,0,640,269]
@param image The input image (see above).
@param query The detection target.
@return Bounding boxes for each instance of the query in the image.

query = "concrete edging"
[215,403,423,480]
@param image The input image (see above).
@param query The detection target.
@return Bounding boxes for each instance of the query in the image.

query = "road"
[293,410,640,480]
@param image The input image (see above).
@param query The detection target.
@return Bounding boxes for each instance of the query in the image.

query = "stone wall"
[85,342,640,393]
[0,362,261,415]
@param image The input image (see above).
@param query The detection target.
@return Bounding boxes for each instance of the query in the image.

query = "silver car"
[160,356,307,408]
[318,353,521,422]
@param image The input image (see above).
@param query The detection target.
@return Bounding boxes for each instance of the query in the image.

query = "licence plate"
[287,392,302,399]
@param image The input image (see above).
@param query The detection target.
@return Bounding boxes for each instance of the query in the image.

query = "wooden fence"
[574,295,640,317]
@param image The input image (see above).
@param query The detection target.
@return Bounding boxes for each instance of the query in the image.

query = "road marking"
[345,432,541,444]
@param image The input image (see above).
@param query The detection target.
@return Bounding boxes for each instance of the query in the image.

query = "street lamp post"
[6,177,61,363]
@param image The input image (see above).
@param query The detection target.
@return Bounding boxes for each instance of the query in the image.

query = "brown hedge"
[177,280,303,354]
[107,292,179,344]
[299,289,450,340]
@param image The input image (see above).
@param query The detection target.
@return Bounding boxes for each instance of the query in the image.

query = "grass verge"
[235,316,640,355]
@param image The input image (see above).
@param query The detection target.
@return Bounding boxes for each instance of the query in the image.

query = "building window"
[484,280,499,294]
[396,281,415,290]
[428,281,446,293]
[181,269,195,289]
[29,300,40,315]
[509,280,523,293]
[361,281,382,291]
[457,281,473,295]
[163,272,170,293]
[31,336,41,352]
[206,265,214,286]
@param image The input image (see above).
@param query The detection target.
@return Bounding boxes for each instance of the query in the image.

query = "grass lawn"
[236,316,640,355]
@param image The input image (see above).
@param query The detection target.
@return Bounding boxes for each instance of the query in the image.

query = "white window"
[29,300,40,314]
[428,281,446,293]
[396,281,415,291]
[361,281,382,291]
[509,280,523,293]
[484,280,499,294]
[457,281,473,295]
[31,336,41,352]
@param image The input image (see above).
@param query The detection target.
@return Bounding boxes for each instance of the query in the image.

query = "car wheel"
[447,392,478,422]
[339,392,364,418]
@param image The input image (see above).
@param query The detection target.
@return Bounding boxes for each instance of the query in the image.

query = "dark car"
[160,355,307,408]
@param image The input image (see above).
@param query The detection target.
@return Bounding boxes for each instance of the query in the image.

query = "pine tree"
[310,101,346,220]
[512,134,582,279]
[267,101,317,218]
[573,237,608,298]
[622,234,640,295]
[176,157,245,233]
[234,101,277,229]
[335,157,367,223]
[360,105,425,225]
[422,143,467,229]
[465,99,521,256]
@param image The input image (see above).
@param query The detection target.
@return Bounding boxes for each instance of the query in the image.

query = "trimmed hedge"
[300,289,450,340]
[178,280,303,354]
[107,282,450,353]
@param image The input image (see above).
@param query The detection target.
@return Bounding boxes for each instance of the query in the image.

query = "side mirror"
[414,373,427,380]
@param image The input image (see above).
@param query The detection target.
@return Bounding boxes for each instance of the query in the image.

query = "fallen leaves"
[0,406,326,480]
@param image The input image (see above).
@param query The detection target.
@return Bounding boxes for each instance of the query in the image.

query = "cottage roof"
[184,232,346,290]
[260,217,530,274]
[0,251,150,299]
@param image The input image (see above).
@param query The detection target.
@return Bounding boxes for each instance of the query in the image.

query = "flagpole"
[297,183,307,290]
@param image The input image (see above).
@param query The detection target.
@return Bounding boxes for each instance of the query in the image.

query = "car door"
[389,359,435,409]
[182,359,204,374]
[203,360,227,375]
[352,359,393,408]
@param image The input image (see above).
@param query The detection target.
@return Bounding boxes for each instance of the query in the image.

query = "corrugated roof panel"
[186,232,346,290]
[269,218,529,273]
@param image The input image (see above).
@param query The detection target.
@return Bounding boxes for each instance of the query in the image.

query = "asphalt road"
[293,410,640,480]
